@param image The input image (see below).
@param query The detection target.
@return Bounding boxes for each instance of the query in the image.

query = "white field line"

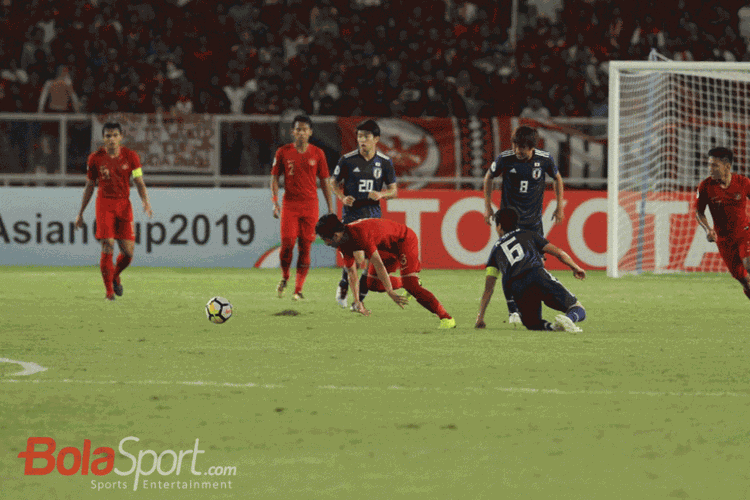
[0,378,748,399]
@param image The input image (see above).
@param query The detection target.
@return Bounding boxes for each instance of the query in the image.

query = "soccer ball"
[205,296,232,324]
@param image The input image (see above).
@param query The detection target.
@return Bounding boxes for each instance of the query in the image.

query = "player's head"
[708,146,733,180]
[356,119,380,138]
[101,122,123,150]
[493,207,520,234]
[356,120,380,157]
[511,126,537,161]
[316,214,347,247]
[291,115,313,144]
[102,122,123,136]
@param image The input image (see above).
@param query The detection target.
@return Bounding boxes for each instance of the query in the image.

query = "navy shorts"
[343,204,382,224]
[508,267,577,329]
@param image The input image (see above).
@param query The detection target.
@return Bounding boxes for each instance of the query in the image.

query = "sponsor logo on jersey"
[533,167,542,179]
[735,193,742,201]
[353,167,360,173]
[534,162,540,167]
[510,168,517,174]
[121,164,128,170]
[309,159,316,166]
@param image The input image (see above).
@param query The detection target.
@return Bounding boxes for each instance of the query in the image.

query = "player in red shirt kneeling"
[315,214,456,329]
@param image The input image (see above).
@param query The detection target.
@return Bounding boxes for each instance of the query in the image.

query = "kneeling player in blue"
[475,208,587,332]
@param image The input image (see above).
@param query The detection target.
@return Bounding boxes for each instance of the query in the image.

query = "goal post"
[607,59,750,277]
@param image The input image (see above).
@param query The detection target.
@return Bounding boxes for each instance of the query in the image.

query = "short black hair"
[493,207,520,232]
[102,122,123,135]
[511,126,537,149]
[708,147,733,165]
[356,119,380,137]
[315,213,345,239]
[292,115,312,128]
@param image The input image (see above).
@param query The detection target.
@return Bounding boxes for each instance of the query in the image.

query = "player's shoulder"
[341,149,359,160]
[499,149,515,160]
[375,150,391,162]
[533,148,552,159]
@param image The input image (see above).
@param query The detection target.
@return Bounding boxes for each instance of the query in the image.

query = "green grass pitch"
[1,266,750,499]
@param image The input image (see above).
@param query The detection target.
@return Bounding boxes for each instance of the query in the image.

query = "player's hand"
[387,290,408,309]
[706,229,717,242]
[272,204,281,219]
[143,202,153,218]
[573,269,586,280]
[352,301,371,316]
[342,196,355,207]
[483,208,493,226]
[74,214,83,229]
[552,206,564,225]
[367,191,382,201]
[475,318,486,329]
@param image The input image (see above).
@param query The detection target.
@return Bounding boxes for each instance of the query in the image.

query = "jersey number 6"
[501,237,525,265]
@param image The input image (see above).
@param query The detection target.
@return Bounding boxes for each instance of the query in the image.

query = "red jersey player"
[75,122,153,300]
[315,214,456,329]
[695,146,750,300]
[270,115,334,300]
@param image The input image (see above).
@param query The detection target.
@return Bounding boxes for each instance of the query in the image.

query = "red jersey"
[87,146,142,199]
[696,173,750,238]
[338,218,409,267]
[271,143,329,203]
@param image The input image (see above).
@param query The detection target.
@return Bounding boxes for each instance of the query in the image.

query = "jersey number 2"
[501,237,524,265]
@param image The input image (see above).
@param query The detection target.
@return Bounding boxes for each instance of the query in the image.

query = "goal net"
[607,58,750,277]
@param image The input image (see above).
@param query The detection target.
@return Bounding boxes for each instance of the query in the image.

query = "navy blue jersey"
[488,149,558,227]
[333,149,396,221]
[486,229,548,288]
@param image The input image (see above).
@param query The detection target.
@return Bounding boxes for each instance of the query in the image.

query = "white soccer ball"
[205,296,232,324]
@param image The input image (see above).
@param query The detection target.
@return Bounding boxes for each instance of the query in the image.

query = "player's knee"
[101,239,115,253]
[402,275,421,294]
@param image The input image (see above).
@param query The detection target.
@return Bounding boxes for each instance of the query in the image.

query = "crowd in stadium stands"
[0,0,748,118]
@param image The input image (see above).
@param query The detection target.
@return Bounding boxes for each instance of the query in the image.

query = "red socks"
[401,276,451,319]
[100,252,114,296]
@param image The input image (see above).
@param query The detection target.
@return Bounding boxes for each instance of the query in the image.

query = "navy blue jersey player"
[482,126,565,325]
[331,119,398,308]
[475,208,587,332]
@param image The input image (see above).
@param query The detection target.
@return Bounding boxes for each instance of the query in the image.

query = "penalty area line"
[0,379,748,399]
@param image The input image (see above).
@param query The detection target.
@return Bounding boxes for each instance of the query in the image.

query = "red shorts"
[716,230,750,280]
[96,197,134,241]
[280,200,318,243]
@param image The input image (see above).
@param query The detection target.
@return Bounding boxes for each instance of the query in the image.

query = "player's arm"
[132,170,153,218]
[542,243,585,280]
[331,177,354,207]
[552,172,564,224]
[369,249,407,308]
[320,175,335,214]
[368,182,398,201]
[75,178,96,229]
[483,164,498,225]
[694,187,716,242]
[271,174,282,218]
[475,268,499,328]
[348,251,371,316]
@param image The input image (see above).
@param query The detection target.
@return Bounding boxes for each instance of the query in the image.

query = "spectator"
[37,65,80,113]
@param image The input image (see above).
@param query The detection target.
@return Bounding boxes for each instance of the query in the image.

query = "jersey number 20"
[501,237,524,265]
[358,179,374,192]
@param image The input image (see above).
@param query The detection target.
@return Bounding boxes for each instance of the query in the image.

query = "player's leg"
[112,205,135,296]
[293,211,318,299]
[398,230,454,328]
[537,268,584,332]
[278,207,299,298]
[364,254,402,292]
[95,202,117,300]
[717,237,750,300]
[336,209,359,307]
